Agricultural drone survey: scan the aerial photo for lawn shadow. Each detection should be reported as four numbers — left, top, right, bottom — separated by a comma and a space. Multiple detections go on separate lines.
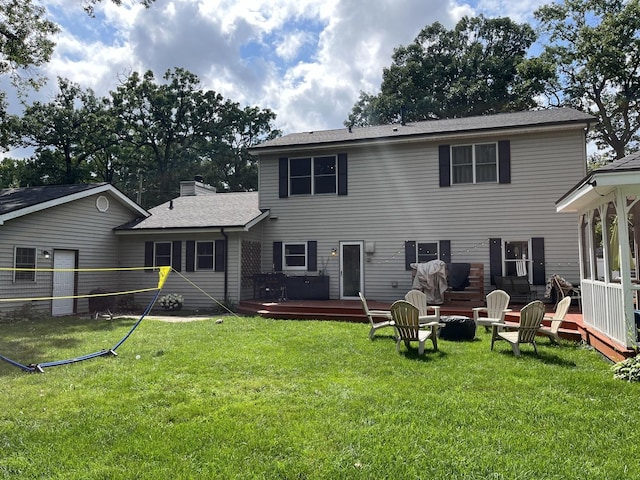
0, 316, 137, 375
490, 345, 577, 367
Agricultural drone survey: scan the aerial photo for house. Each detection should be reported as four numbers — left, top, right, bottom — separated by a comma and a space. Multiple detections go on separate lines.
114, 180, 268, 310
0, 183, 147, 316
557, 151, 640, 360
1, 107, 597, 321
249, 107, 595, 303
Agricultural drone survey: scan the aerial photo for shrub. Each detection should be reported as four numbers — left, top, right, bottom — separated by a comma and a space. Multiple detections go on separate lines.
612, 355, 640, 382
158, 293, 184, 311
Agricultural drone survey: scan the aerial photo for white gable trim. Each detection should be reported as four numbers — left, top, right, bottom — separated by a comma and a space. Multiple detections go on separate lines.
0, 184, 148, 225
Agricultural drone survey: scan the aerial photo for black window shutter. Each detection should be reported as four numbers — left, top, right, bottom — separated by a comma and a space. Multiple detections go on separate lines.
405, 240, 416, 270
337, 153, 348, 195
531, 237, 545, 285
215, 239, 226, 272
489, 238, 502, 285
308, 241, 317, 271
186, 241, 195, 272
144, 241, 154, 270
273, 242, 283, 271
439, 145, 451, 187
439, 240, 451, 263
172, 241, 182, 272
279, 157, 288, 198
498, 140, 511, 184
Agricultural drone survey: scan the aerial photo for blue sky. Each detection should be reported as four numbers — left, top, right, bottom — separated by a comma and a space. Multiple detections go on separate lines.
16, 0, 551, 136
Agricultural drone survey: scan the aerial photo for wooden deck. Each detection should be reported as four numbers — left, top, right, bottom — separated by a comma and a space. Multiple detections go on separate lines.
238, 298, 585, 341
238, 297, 640, 361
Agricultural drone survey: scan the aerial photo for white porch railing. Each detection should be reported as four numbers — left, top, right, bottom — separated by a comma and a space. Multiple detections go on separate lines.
582, 280, 636, 347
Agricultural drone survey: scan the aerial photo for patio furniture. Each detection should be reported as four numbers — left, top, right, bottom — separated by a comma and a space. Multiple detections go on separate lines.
538, 296, 571, 344
359, 292, 393, 340
494, 276, 535, 304
472, 289, 511, 333
390, 300, 440, 354
252, 273, 287, 300
491, 300, 546, 357
404, 289, 440, 325
438, 315, 476, 341
552, 274, 581, 311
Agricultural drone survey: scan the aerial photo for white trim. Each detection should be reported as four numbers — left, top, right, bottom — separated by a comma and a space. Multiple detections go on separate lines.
0, 184, 148, 225
282, 242, 307, 271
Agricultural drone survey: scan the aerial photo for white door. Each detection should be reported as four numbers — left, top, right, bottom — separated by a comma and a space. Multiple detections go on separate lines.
340, 241, 364, 300
52, 250, 76, 316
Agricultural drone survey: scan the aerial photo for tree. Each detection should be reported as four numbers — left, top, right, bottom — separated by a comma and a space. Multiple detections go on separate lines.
346, 15, 554, 126
0, 1, 58, 88
0, 0, 155, 151
111, 68, 279, 206
82, 0, 155, 16
535, 0, 640, 160
15, 77, 113, 184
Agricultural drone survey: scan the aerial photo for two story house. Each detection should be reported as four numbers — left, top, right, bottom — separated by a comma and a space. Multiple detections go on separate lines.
249, 108, 595, 303
0, 108, 595, 317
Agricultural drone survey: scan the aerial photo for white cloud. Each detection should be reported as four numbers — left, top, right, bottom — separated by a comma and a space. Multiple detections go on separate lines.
8, 0, 551, 139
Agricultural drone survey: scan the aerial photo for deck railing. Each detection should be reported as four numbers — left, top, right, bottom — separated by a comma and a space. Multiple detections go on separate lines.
581, 280, 635, 347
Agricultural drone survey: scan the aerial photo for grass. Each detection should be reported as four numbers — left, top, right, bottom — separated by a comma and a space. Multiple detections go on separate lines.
1, 313, 639, 479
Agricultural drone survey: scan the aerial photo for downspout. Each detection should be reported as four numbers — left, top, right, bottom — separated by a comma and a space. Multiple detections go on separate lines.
221, 227, 229, 301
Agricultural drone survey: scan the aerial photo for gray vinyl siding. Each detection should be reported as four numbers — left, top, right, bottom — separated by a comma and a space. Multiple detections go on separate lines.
258, 128, 586, 302
118, 231, 243, 310
0, 192, 138, 314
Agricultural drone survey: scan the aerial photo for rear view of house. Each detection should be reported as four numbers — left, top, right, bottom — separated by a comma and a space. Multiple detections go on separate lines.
250, 108, 595, 302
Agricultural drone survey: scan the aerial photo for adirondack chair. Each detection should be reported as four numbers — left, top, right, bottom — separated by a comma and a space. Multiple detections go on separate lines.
390, 300, 440, 355
404, 290, 440, 325
538, 296, 571, 344
472, 289, 511, 332
491, 300, 546, 357
359, 292, 393, 340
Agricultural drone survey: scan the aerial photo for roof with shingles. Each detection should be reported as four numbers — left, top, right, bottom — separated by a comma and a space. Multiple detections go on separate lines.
0, 183, 107, 215
251, 107, 595, 152
0, 183, 147, 224
116, 191, 264, 230
593, 150, 640, 173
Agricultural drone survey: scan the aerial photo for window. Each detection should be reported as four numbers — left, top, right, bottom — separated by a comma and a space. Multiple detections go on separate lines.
451, 143, 497, 184
289, 156, 336, 195
14, 247, 36, 281
154, 242, 172, 267
284, 243, 307, 270
503, 240, 530, 278
417, 242, 438, 263
196, 241, 214, 270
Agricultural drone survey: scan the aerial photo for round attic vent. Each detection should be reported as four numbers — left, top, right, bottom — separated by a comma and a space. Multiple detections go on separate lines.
96, 195, 110, 212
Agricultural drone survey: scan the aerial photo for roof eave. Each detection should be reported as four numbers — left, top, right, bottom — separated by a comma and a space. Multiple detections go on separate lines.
556, 169, 640, 213
114, 212, 268, 235
0, 184, 148, 224
250, 120, 593, 156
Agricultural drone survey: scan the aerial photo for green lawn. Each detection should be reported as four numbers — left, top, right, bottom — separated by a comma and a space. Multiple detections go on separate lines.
1, 314, 638, 479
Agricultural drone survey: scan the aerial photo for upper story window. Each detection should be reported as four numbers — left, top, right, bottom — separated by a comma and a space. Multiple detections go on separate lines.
451, 143, 498, 184
284, 242, 307, 270
290, 156, 336, 195
14, 247, 36, 282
